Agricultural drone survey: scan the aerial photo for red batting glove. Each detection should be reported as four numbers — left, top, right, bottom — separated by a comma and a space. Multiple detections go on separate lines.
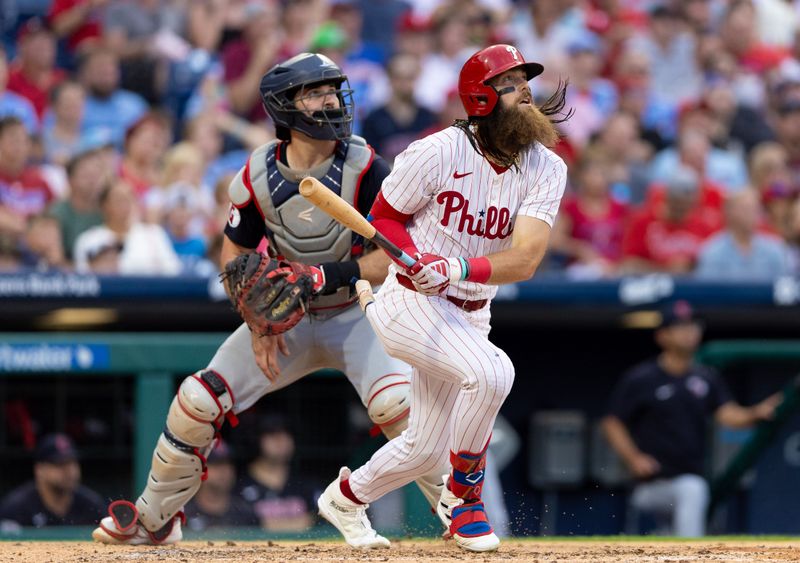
406, 253, 450, 295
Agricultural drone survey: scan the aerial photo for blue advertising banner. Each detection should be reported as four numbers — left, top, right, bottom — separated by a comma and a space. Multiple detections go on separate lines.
0, 343, 111, 372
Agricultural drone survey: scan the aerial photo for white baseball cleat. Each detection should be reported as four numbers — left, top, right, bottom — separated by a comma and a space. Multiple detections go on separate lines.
318, 467, 390, 549
92, 500, 183, 545
437, 475, 500, 552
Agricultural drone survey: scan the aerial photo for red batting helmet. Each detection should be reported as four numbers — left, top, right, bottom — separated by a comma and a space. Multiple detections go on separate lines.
458, 44, 544, 117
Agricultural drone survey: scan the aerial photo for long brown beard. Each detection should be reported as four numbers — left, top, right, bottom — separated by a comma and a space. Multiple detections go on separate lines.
472, 103, 560, 168
482, 102, 560, 154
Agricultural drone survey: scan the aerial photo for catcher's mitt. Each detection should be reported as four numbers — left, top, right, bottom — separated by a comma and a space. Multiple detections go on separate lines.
221, 253, 317, 336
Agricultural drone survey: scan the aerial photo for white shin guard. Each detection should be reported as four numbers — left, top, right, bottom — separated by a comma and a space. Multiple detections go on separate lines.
136, 370, 236, 532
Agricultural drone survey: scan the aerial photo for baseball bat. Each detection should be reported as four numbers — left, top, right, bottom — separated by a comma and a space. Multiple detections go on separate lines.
299, 177, 416, 268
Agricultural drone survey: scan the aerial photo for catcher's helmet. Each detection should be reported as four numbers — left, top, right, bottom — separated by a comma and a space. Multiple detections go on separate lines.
260, 53, 354, 141
458, 44, 544, 118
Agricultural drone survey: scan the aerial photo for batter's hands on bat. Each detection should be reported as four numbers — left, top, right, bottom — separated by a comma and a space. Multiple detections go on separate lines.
251, 329, 290, 382
406, 253, 451, 295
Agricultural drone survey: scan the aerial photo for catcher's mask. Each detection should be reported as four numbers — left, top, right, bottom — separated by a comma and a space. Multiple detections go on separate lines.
458, 44, 544, 118
260, 52, 354, 141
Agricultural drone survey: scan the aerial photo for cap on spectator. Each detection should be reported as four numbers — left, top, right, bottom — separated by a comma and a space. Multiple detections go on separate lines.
567, 31, 602, 56
309, 22, 349, 51
34, 433, 78, 464
258, 413, 290, 436
659, 300, 701, 329
777, 99, 800, 115
665, 166, 700, 197
396, 11, 432, 33
163, 182, 202, 212
17, 17, 51, 43
66, 129, 115, 174
330, 0, 358, 11
207, 440, 234, 465
649, 4, 681, 20
677, 99, 711, 123
75, 129, 115, 157
83, 230, 124, 262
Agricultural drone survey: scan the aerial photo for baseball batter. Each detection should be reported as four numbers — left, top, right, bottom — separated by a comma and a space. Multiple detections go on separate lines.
91, 53, 444, 547
317, 44, 569, 552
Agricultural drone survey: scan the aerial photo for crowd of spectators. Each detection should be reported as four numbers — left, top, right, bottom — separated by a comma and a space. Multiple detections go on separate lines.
0, 0, 798, 281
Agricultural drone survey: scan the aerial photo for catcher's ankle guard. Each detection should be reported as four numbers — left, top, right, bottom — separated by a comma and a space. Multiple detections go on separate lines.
109, 500, 137, 533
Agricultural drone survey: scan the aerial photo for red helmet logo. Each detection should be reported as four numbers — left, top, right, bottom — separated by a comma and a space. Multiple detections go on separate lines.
458, 44, 544, 117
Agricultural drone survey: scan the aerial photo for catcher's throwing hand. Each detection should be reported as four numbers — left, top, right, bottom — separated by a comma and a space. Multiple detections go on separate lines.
250, 330, 290, 382
221, 252, 322, 336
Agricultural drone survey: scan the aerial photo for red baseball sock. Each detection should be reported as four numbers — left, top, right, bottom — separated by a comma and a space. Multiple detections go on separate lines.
339, 478, 365, 505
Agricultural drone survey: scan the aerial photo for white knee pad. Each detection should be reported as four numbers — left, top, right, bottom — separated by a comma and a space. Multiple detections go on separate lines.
367, 374, 410, 440
167, 370, 235, 446
137, 370, 236, 532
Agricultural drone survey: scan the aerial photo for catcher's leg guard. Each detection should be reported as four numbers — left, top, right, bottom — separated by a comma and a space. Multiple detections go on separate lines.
137, 369, 237, 532
367, 374, 445, 510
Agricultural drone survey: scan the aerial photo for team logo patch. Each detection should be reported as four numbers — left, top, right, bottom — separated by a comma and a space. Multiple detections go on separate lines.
686, 375, 709, 398
465, 470, 484, 485
228, 205, 241, 228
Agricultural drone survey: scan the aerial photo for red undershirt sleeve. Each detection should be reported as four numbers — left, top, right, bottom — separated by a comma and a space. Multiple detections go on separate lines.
369, 192, 420, 265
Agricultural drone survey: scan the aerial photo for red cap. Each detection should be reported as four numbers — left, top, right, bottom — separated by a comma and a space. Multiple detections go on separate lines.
17, 17, 51, 43
396, 11, 432, 33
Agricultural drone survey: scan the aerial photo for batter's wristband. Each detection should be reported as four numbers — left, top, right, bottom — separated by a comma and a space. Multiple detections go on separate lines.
465, 257, 492, 284
319, 260, 361, 294
457, 257, 469, 281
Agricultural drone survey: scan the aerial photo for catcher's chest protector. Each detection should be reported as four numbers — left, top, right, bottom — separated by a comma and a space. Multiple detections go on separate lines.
248, 136, 373, 312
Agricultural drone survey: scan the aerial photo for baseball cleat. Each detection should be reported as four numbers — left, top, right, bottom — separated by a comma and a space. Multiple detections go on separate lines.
317, 467, 390, 549
437, 475, 500, 552
92, 500, 183, 545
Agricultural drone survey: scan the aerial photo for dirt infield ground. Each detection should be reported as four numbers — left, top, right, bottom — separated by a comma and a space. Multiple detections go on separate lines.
1, 539, 798, 563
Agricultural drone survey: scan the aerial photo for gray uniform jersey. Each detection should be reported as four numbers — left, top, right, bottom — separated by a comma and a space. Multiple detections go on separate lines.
218, 138, 410, 412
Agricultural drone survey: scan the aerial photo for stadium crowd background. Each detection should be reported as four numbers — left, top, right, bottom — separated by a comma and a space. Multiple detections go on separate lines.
0, 0, 798, 280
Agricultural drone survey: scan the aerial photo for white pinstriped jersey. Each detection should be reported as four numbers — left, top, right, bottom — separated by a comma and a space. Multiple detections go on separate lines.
381, 126, 568, 301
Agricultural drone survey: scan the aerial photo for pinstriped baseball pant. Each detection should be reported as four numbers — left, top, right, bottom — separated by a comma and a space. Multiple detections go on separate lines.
348, 275, 515, 503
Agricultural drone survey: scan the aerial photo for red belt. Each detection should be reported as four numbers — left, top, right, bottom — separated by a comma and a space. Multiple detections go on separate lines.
446, 295, 488, 311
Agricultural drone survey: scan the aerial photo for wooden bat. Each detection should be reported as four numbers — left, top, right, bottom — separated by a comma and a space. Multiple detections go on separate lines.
299, 177, 416, 268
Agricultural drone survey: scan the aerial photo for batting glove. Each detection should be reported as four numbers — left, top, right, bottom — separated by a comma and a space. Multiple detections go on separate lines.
406, 253, 457, 296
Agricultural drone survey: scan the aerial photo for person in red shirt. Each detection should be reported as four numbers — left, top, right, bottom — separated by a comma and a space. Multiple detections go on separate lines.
719, 0, 789, 73
0, 117, 54, 238
622, 165, 719, 273
221, 3, 283, 122
7, 19, 67, 119
48, 0, 107, 55
551, 154, 629, 277
118, 113, 171, 203
647, 128, 726, 233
